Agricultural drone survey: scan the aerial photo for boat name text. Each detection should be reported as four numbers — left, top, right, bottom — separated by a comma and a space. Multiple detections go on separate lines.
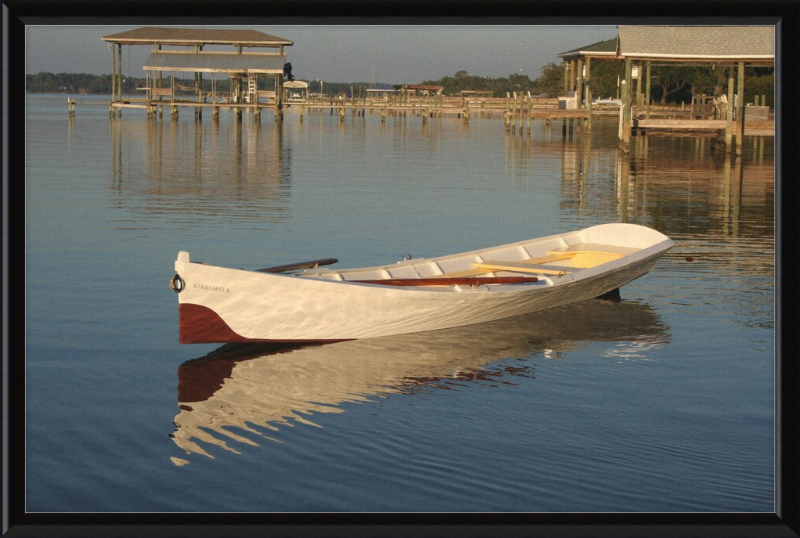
193, 282, 230, 293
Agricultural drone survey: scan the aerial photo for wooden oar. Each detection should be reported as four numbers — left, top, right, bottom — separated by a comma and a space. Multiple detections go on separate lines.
351, 276, 539, 287
256, 258, 339, 273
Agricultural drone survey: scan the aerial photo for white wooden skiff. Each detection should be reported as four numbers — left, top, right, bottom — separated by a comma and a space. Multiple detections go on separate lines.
170, 223, 673, 343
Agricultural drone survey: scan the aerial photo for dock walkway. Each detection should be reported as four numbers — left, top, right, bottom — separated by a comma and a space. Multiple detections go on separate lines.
99, 97, 773, 139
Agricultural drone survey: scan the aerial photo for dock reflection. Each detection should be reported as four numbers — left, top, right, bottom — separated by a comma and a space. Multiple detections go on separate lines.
109, 114, 290, 221
171, 299, 669, 461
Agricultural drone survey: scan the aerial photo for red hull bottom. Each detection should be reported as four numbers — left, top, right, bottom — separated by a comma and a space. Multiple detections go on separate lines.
179, 303, 349, 344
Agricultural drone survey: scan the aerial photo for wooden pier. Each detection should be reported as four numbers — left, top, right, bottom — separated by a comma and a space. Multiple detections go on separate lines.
97, 92, 595, 137
93, 25, 773, 154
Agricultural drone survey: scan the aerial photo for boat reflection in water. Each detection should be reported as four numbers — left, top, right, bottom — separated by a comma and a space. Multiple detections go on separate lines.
171, 298, 669, 461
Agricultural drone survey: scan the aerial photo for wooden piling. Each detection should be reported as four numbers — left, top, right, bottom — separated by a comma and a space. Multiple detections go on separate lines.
585, 57, 593, 133
526, 96, 531, 135
725, 67, 734, 153
620, 58, 633, 152
736, 61, 745, 156
644, 61, 651, 119
635, 62, 643, 109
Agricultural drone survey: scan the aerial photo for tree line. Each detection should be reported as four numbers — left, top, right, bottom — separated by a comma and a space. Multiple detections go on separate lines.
27, 64, 774, 108
422, 64, 773, 108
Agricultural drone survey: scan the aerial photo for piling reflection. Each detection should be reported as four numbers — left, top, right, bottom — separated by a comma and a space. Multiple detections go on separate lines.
613, 136, 773, 239
171, 299, 669, 461
108, 114, 291, 223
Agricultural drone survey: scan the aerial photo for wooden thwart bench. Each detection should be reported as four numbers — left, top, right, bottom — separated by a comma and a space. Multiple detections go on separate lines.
432, 250, 624, 279
475, 260, 575, 276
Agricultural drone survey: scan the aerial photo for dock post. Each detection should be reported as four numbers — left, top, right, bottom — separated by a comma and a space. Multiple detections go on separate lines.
576, 58, 584, 119
526, 96, 531, 136
620, 58, 632, 153
172, 105, 179, 120
511, 94, 517, 133
645, 61, 651, 119
735, 61, 745, 157
585, 57, 593, 133
635, 62, 643, 109
212, 106, 219, 121
725, 66, 734, 153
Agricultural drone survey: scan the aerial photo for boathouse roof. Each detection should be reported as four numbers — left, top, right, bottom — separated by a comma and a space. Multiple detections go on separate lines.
101, 27, 293, 47
557, 38, 617, 60
616, 26, 774, 64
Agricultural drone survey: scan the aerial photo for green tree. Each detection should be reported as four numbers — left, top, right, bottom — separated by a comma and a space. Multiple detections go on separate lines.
587, 61, 623, 100
650, 65, 716, 104
531, 63, 563, 97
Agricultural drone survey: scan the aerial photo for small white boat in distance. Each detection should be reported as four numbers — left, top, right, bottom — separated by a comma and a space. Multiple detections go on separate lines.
170, 223, 673, 343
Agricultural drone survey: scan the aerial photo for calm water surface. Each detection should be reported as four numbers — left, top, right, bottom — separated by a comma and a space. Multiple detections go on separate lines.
25, 94, 774, 513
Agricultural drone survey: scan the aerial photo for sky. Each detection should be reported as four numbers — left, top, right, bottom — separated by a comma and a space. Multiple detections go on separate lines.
25, 25, 617, 84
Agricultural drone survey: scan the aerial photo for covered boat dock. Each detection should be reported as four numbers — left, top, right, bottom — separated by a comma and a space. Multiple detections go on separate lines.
101, 27, 294, 120
559, 26, 774, 154
616, 26, 774, 154
557, 37, 619, 134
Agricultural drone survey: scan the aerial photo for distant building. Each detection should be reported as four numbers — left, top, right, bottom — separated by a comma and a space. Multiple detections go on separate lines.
366, 86, 396, 101
398, 84, 444, 97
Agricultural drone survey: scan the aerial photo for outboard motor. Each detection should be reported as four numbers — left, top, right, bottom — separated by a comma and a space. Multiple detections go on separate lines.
283, 62, 294, 82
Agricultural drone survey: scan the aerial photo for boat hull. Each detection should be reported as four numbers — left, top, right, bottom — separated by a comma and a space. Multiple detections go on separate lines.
172, 223, 673, 343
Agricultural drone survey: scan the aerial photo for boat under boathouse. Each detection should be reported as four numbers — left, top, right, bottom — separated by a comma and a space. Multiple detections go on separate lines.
101, 27, 294, 119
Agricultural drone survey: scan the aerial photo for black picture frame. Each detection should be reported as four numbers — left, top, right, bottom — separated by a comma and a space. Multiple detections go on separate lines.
3, 1, 798, 537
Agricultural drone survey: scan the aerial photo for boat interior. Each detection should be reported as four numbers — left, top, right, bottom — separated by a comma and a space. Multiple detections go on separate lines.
294, 238, 640, 287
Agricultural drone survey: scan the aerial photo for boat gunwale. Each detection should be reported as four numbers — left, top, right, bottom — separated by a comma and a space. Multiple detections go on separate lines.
176, 239, 673, 301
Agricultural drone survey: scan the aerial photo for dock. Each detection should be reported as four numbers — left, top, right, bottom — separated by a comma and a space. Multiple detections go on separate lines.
90, 25, 774, 154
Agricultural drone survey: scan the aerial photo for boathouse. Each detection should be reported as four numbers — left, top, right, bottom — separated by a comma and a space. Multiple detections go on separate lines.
558, 27, 774, 154
556, 38, 618, 131
101, 27, 294, 119
616, 26, 774, 154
